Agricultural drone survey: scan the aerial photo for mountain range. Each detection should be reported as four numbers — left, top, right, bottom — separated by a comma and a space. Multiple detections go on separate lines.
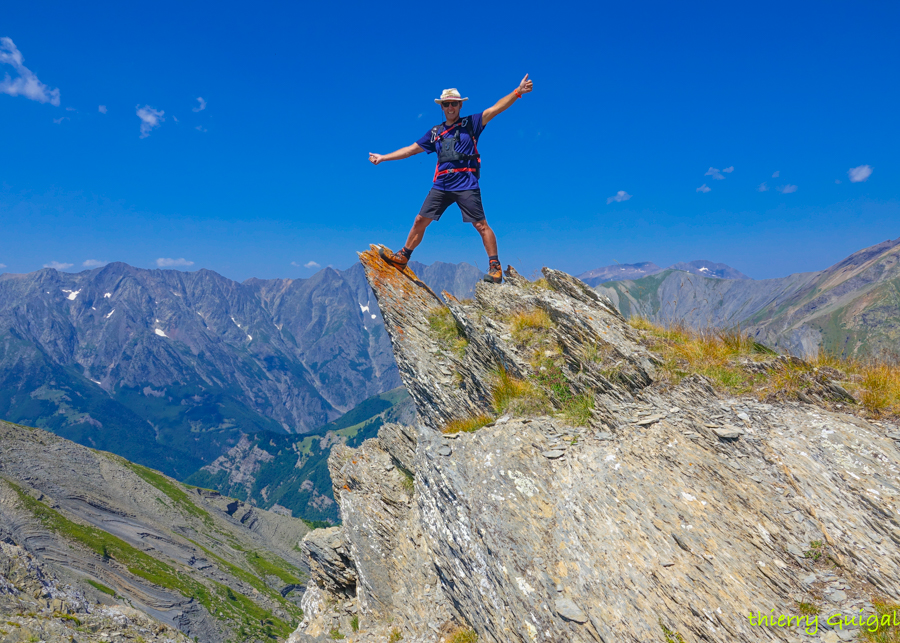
1, 239, 897, 528
578, 259, 749, 286
596, 236, 900, 357
0, 260, 480, 482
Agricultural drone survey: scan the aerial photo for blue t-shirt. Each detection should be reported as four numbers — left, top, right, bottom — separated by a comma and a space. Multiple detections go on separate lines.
416, 113, 485, 192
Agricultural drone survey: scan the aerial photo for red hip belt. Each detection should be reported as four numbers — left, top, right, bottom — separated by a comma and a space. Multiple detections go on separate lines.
434, 166, 476, 181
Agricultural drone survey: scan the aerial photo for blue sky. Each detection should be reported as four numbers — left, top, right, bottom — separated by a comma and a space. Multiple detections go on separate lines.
1, 0, 897, 281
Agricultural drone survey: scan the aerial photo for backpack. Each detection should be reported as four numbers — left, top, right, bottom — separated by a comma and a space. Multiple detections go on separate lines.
430, 117, 481, 181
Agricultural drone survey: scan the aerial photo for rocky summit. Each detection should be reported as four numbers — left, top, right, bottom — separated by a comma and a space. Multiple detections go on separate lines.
290, 246, 900, 642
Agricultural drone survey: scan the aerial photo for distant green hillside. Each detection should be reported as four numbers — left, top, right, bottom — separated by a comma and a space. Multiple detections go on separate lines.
185, 387, 412, 524
595, 237, 900, 358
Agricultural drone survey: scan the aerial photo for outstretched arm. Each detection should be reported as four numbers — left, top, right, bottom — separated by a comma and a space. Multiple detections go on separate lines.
482, 74, 533, 125
369, 143, 425, 165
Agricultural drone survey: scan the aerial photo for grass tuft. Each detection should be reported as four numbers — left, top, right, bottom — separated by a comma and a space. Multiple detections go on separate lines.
492, 366, 551, 416
659, 619, 686, 643
860, 598, 900, 641
388, 628, 404, 642
399, 469, 414, 495
521, 277, 553, 291
509, 308, 553, 346
628, 316, 900, 417
427, 308, 468, 357
442, 414, 494, 434
796, 601, 820, 616
858, 363, 900, 417
561, 393, 595, 427
448, 626, 479, 643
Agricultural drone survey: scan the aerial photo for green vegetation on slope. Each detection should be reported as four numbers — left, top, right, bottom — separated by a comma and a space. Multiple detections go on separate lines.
5, 479, 299, 641
121, 460, 215, 527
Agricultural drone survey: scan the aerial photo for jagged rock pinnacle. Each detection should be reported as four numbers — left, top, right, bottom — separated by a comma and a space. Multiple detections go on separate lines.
291, 253, 900, 643
358, 244, 656, 431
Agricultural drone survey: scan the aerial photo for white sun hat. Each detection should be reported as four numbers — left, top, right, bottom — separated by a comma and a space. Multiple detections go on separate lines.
434, 88, 469, 104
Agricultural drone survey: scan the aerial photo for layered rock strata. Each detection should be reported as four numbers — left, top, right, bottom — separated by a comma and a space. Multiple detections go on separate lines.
0, 419, 309, 643
0, 541, 191, 642
290, 248, 900, 643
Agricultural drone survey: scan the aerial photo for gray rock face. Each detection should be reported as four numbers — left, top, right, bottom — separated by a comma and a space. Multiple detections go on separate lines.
301, 527, 357, 596
291, 252, 900, 643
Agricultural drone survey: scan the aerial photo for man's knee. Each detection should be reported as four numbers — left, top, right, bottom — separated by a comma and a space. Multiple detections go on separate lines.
414, 214, 432, 227
472, 220, 490, 233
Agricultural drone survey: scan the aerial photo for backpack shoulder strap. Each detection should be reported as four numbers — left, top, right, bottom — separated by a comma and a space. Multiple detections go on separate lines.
461, 117, 475, 140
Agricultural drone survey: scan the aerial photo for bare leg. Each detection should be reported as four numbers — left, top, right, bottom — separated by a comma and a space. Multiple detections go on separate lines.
472, 220, 498, 257
403, 215, 433, 250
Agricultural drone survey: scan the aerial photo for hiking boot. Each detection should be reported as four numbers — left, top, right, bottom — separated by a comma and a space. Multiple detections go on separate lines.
379, 246, 409, 268
483, 260, 502, 284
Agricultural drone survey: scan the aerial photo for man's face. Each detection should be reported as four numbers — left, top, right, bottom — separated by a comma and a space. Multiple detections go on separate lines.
441, 100, 461, 118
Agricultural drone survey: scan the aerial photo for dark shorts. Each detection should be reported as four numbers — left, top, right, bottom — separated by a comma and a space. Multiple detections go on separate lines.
418, 188, 486, 223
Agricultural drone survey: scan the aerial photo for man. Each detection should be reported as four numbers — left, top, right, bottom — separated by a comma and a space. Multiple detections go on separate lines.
369, 74, 534, 284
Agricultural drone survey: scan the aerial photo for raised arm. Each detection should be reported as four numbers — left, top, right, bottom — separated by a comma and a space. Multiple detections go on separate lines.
482, 74, 534, 125
369, 143, 425, 165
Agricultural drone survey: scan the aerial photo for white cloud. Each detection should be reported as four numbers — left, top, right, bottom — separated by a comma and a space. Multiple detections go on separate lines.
98, 105, 107, 114
772, 170, 780, 178
192, 97, 207, 112
778, 184, 798, 194
722, 166, 734, 173
304, 261, 321, 269
195, 125, 207, 132
83, 259, 107, 268
848, 165, 873, 183
156, 257, 194, 267
65, 106, 76, 112
52, 116, 68, 124
290, 261, 301, 267
0, 264, 6, 269
172, 115, 179, 123
44, 261, 73, 270
705, 167, 725, 180
696, 184, 711, 193
136, 105, 164, 138
0, 38, 60, 106
835, 179, 842, 184
757, 182, 769, 192
606, 190, 632, 204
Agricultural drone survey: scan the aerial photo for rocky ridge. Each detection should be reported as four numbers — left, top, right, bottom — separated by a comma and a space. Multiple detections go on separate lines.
0, 419, 310, 642
290, 247, 900, 642
597, 236, 900, 358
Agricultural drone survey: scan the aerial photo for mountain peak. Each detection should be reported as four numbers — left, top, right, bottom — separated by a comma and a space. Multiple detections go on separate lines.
577, 261, 662, 286
668, 260, 750, 280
